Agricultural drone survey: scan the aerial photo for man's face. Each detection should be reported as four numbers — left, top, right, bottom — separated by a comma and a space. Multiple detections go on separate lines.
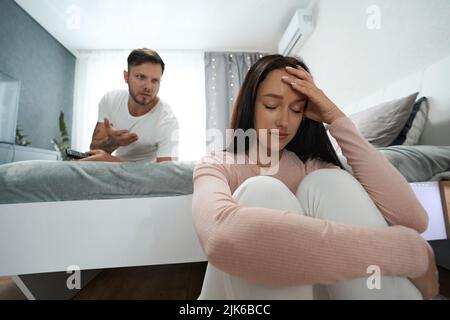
124, 62, 163, 107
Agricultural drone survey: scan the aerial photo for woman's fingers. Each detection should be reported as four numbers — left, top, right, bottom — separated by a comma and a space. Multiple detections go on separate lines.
281, 76, 313, 87
291, 82, 313, 97
285, 66, 313, 82
281, 76, 315, 96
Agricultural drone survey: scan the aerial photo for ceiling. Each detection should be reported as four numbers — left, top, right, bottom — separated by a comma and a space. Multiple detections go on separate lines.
15, 0, 309, 54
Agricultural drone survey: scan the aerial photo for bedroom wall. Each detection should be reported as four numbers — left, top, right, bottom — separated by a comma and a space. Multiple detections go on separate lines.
345, 55, 450, 146
298, 0, 450, 115
0, 0, 76, 150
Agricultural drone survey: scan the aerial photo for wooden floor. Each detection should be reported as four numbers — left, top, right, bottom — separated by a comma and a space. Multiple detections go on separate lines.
437, 266, 450, 298
0, 276, 27, 300
74, 262, 207, 300
1, 264, 449, 300
0, 262, 207, 300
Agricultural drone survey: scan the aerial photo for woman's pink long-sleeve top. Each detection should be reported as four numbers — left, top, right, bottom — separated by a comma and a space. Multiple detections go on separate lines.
192, 117, 429, 286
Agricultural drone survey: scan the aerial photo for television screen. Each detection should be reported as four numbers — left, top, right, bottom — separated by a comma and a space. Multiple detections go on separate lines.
0, 71, 21, 144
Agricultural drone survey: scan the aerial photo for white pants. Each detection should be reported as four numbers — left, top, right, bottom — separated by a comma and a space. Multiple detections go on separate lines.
198, 169, 422, 300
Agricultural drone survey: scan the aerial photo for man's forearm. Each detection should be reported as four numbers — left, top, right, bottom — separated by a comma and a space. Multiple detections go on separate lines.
90, 137, 119, 154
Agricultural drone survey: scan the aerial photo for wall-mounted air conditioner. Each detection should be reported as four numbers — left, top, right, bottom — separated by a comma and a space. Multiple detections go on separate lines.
278, 8, 314, 56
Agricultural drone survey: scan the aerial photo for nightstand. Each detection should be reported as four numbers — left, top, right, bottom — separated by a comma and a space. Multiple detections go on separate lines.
0, 143, 59, 164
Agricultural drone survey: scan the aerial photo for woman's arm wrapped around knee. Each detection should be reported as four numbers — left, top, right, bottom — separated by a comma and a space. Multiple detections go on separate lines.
192, 160, 429, 287
328, 117, 428, 233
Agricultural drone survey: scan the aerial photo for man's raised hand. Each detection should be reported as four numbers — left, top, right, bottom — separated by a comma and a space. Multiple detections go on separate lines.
104, 117, 139, 147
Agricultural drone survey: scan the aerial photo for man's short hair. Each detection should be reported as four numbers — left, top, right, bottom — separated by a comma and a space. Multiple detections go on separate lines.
127, 48, 165, 74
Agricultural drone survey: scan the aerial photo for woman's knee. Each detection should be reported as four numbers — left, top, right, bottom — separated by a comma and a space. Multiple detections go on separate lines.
296, 169, 387, 226
233, 176, 303, 213
298, 169, 355, 192
296, 169, 365, 202
236, 176, 288, 194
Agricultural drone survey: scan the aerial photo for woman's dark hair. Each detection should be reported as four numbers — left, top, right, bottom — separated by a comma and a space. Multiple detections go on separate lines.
229, 54, 343, 168
127, 48, 165, 74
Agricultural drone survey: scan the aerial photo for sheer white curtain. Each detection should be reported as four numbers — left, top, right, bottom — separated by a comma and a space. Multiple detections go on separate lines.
72, 51, 128, 154
72, 50, 206, 161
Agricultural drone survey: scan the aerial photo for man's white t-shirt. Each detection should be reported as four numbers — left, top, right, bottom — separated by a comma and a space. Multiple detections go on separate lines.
98, 90, 179, 163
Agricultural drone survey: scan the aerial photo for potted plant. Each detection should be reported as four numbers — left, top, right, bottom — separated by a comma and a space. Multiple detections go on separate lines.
51, 111, 71, 161
15, 124, 31, 146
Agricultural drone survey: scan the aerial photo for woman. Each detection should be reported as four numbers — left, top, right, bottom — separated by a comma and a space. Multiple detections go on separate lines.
192, 55, 438, 299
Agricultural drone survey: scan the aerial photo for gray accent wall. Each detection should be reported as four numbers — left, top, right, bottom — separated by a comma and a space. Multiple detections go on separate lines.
0, 0, 75, 150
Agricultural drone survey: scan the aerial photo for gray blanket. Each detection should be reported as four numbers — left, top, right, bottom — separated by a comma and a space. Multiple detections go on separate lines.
0, 160, 196, 204
0, 145, 449, 204
376, 145, 450, 182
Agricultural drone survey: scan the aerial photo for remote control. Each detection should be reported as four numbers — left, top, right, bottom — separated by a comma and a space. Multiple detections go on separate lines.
65, 149, 91, 159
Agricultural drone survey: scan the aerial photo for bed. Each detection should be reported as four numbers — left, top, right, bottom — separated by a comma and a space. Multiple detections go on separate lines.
0, 161, 206, 299
1, 150, 449, 300
1, 55, 450, 299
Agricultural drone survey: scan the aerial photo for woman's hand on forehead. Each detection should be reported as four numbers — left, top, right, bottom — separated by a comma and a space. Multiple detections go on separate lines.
281, 66, 346, 124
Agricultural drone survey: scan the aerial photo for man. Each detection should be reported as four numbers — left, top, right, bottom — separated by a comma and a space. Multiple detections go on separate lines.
83, 48, 178, 163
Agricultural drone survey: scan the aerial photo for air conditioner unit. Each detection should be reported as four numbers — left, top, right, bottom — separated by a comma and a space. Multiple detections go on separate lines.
278, 9, 314, 56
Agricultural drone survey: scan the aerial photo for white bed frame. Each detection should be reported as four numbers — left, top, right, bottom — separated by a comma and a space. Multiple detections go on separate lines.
0, 195, 206, 299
